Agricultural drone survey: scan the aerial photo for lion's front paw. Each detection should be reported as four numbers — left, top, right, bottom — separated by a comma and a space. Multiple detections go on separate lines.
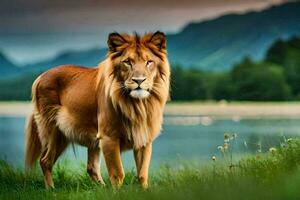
110, 174, 124, 189
97, 178, 106, 186
139, 177, 148, 189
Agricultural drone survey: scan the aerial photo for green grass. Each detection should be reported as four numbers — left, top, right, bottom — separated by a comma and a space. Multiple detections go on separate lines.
1, 139, 300, 200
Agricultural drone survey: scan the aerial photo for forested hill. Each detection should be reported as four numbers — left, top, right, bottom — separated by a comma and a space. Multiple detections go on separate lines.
1, 1, 300, 79
0, 53, 20, 77
167, 1, 300, 71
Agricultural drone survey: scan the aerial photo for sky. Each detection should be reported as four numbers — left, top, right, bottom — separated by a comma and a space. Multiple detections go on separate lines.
0, 0, 287, 65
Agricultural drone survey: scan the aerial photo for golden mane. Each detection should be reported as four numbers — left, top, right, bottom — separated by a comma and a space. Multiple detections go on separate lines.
107, 62, 169, 148
97, 32, 170, 149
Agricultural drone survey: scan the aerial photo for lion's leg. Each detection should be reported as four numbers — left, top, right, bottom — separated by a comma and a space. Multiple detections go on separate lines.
87, 147, 105, 185
133, 142, 152, 188
53, 132, 69, 163
40, 128, 68, 189
101, 136, 124, 188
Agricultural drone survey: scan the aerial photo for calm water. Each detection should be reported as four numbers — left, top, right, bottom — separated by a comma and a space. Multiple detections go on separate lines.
1, 116, 300, 169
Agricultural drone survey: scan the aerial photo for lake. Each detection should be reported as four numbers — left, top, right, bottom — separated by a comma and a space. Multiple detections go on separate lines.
1, 116, 300, 169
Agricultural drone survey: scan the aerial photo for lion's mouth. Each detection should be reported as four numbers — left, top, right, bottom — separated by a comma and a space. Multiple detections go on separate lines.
130, 88, 150, 99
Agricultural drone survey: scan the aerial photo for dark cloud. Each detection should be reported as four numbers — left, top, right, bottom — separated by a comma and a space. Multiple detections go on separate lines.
1, 0, 286, 14
1, 0, 287, 33
0, 0, 288, 64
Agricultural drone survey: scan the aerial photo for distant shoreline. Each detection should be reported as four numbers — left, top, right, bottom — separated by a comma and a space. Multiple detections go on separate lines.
1, 101, 300, 119
165, 101, 300, 119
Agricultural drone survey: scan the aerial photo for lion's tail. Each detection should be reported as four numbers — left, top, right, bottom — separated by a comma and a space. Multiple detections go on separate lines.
25, 76, 42, 169
25, 115, 41, 168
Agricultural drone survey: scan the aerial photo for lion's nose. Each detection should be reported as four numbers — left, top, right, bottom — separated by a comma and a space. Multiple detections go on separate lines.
132, 77, 146, 86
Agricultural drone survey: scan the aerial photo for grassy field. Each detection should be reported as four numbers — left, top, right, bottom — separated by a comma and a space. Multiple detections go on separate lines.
1, 138, 300, 200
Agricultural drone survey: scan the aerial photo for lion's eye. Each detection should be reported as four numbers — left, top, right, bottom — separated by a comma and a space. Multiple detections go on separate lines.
146, 60, 154, 68
122, 60, 131, 66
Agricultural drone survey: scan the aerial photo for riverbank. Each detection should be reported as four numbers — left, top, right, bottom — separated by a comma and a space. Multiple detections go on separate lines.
1, 101, 300, 119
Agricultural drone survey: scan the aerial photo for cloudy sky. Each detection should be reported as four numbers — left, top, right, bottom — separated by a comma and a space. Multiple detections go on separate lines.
0, 0, 287, 65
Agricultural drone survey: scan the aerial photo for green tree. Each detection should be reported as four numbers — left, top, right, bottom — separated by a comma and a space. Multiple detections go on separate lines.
171, 66, 207, 100
266, 36, 300, 97
266, 37, 300, 67
0, 73, 37, 100
283, 49, 300, 96
231, 58, 291, 101
212, 73, 235, 100
265, 39, 289, 66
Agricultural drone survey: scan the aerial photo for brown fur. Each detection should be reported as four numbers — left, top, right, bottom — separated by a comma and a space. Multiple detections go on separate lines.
25, 32, 170, 189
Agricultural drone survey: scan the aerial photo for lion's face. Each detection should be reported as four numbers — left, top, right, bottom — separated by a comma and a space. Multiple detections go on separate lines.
107, 32, 168, 99
118, 47, 160, 99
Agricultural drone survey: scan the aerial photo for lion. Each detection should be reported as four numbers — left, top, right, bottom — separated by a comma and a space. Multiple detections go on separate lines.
25, 31, 170, 189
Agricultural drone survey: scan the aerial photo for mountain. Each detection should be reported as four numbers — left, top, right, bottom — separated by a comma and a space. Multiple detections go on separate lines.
1, 1, 300, 79
167, 1, 300, 71
0, 52, 21, 78
22, 48, 107, 74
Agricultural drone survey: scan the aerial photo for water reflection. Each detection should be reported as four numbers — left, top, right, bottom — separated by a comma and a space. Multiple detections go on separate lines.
164, 116, 213, 126
0, 116, 300, 169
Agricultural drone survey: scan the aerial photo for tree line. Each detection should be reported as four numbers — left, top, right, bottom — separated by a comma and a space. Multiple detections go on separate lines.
0, 36, 300, 101
172, 36, 300, 101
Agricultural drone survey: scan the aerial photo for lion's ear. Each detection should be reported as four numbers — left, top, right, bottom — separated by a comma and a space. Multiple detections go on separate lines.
149, 31, 166, 51
107, 32, 127, 53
